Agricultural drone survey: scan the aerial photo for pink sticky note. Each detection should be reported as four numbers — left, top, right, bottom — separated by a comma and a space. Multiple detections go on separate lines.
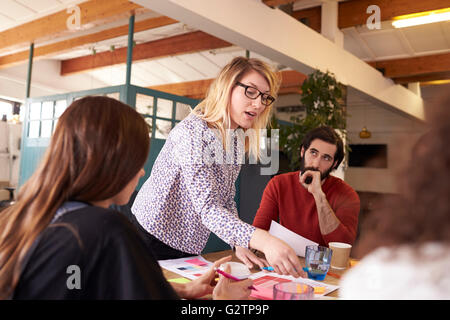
251, 287, 273, 300
185, 258, 208, 266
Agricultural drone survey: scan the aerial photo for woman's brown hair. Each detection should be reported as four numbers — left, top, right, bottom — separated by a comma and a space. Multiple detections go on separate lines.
0, 96, 150, 298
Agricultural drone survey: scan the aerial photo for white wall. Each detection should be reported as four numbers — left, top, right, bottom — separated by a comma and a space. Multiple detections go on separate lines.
0, 59, 108, 101
273, 93, 305, 123
345, 90, 428, 194
0, 122, 9, 182
8, 123, 22, 188
0, 122, 22, 189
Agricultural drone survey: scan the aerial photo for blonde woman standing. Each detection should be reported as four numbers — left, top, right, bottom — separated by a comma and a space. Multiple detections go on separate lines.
132, 57, 303, 277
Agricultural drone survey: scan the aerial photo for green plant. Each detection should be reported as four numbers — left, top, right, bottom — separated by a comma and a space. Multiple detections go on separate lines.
276, 70, 348, 171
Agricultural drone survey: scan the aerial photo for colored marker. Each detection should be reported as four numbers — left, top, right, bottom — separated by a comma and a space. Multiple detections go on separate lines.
215, 268, 257, 291
262, 266, 274, 271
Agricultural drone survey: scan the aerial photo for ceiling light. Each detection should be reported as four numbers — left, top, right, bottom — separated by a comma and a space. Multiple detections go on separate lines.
392, 8, 450, 28
420, 79, 450, 86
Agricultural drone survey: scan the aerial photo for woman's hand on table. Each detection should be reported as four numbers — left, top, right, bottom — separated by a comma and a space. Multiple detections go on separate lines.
234, 246, 269, 270
250, 229, 305, 278
177, 255, 252, 300
179, 255, 232, 299
264, 236, 305, 277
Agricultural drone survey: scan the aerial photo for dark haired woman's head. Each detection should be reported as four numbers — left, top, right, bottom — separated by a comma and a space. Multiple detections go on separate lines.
0, 96, 150, 298
299, 126, 344, 180
44, 96, 150, 203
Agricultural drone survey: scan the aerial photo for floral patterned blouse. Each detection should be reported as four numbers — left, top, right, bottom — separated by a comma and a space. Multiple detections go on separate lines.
131, 113, 256, 254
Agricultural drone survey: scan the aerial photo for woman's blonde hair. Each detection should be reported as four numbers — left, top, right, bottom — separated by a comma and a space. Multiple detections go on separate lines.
193, 56, 281, 160
0, 96, 150, 299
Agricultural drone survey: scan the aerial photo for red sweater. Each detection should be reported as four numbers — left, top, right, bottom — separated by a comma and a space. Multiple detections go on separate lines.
253, 171, 360, 246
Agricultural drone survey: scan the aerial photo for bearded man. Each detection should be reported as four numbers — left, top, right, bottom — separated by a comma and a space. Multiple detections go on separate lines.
235, 126, 360, 269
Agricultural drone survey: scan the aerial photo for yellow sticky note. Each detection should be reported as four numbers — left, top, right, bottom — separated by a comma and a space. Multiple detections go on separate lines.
296, 284, 310, 293
313, 287, 325, 294
168, 277, 191, 284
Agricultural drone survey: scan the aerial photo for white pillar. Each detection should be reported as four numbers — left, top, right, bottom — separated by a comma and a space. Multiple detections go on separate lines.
321, 0, 344, 47
408, 82, 421, 98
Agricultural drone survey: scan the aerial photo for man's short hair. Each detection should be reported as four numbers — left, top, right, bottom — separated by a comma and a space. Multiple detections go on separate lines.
300, 126, 344, 170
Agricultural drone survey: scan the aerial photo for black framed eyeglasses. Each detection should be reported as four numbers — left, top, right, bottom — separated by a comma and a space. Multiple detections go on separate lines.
236, 82, 275, 106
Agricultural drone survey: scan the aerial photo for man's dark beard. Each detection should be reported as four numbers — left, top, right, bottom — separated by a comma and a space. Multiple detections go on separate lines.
299, 157, 333, 181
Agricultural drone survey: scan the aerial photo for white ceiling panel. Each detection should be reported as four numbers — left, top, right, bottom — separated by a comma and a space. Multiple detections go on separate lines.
0, 0, 35, 21
401, 23, 450, 53
360, 30, 409, 58
16, 0, 60, 13
49, 48, 92, 60
85, 69, 112, 87
109, 65, 128, 86
58, 0, 84, 3
136, 60, 183, 84
199, 47, 242, 67
0, 13, 15, 30
130, 76, 148, 87
87, 65, 127, 86
127, 64, 152, 86
343, 28, 374, 60
130, 63, 161, 86
0, 0, 87, 32
157, 56, 205, 80
134, 22, 192, 44
132, 61, 167, 86
175, 53, 222, 78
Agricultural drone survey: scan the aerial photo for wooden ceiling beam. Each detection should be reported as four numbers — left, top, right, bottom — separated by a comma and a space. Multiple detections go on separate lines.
338, 0, 450, 29
0, 16, 177, 70
291, 6, 321, 33
393, 71, 450, 85
263, 0, 450, 30
262, 0, 296, 7
60, 31, 232, 75
148, 70, 307, 99
367, 52, 450, 80
0, 0, 143, 51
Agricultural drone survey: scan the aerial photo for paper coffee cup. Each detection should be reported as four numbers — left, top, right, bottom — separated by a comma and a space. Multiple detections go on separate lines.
328, 242, 352, 269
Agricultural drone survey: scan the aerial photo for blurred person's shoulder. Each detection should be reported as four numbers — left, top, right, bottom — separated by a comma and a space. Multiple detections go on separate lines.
339, 243, 450, 299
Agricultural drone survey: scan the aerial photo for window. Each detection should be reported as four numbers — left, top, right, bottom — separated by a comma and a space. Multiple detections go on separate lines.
0, 100, 12, 120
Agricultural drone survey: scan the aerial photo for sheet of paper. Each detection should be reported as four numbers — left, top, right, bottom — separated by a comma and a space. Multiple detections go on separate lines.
249, 271, 339, 300
158, 255, 213, 280
269, 220, 318, 257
